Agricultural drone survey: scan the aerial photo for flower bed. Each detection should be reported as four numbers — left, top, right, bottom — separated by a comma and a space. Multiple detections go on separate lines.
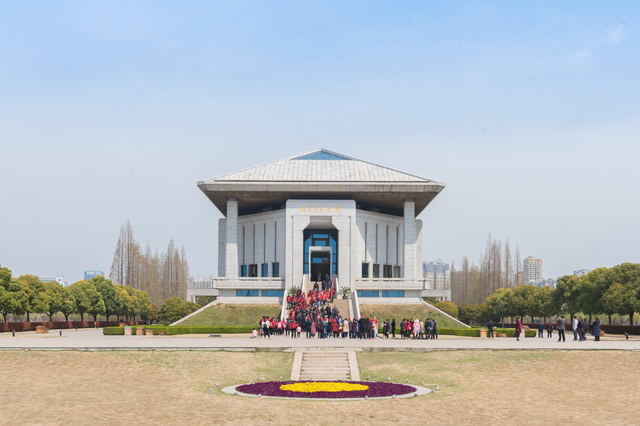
236, 380, 417, 399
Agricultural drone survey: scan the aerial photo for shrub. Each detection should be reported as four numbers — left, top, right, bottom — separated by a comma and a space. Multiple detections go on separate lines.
435, 301, 459, 319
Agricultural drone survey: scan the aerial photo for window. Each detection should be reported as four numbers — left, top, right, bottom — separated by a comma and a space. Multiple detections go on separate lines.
236, 289, 258, 297
383, 265, 393, 278
361, 263, 369, 278
248, 264, 258, 277
382, 290, 404, 298
261, 290, 283, 297
261, 263, 269, 277
272, 262, 280, 277
357, 290, 379, 298
373, 264, 380, 278
394, 266, 401, 278
240, 265, 248, 277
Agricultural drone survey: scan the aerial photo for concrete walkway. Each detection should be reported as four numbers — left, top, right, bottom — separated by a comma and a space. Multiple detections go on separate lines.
1, 329, 639, 351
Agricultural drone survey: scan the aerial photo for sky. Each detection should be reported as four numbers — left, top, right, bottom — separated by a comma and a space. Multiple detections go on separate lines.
1, 1, 639, 283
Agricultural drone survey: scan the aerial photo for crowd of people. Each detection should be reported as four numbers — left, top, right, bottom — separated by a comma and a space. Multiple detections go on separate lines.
484, 315, 603, 342
251, 286, 441, 340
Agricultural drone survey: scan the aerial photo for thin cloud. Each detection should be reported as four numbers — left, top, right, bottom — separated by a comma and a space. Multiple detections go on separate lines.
605, 25, 627, 44
574, 49, 592, 59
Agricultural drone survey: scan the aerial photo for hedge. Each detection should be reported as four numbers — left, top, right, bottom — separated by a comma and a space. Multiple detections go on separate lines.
103, 325, 255, 336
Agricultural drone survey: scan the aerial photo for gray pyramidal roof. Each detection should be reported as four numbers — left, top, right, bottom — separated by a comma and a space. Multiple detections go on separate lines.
198, 149, 445, 216
206, 148, 435, 183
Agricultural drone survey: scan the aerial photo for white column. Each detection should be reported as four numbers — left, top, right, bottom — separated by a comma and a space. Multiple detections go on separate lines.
403, 200, 416, 280
225, 199, 239, 278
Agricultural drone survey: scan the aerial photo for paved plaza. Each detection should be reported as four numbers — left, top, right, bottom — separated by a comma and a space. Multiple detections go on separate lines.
1, 328, 638, 351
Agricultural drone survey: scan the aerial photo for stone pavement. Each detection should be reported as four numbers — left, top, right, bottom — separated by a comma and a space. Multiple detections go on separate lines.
1, 328, 639, 351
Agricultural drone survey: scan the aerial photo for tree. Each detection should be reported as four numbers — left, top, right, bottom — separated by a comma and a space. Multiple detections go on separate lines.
16, 274, 44, 321
37, 281, 64, 321
486, 288, 511, 323
158, 297, 200, 324
0, 266, 26, 323
92, 276, 121, 321
70, 280, 104, 322
552, 275, 581, 319
607, 263, 640, 325
59, 287, 76, 321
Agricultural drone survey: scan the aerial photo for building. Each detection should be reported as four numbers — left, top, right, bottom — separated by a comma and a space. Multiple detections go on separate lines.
41, 276, 68, 287
84, 270, 104, 280
523, 256, 542, 284
542, 278, 557, 288
573, 269, 591, 277
423, 260, 451, 296
188, 149, 448, 305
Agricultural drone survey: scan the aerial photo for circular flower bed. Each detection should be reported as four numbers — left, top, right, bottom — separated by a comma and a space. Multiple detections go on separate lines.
236, 380, 417, 399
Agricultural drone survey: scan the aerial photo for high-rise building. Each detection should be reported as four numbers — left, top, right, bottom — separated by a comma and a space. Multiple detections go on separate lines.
84, 270, 104, 280
523, 256, 542, 283
423, 260, 451, 299
573, 269, 591, 277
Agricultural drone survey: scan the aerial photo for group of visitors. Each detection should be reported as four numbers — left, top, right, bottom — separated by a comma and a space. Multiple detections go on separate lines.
398, 318, 438, 339
485, 315, 603, 342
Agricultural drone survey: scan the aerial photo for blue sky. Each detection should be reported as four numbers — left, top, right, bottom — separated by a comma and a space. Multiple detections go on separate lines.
1, 1, 639, 282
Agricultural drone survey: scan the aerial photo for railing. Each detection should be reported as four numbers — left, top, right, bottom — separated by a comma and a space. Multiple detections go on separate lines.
189, 277, 285, 290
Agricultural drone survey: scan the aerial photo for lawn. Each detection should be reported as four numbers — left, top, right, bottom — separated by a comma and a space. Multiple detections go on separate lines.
1, 350, 637, 425
179, 303, 281, 327
359, 304, 464, 329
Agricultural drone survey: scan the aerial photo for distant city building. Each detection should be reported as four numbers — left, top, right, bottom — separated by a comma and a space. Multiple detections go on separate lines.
542, 278, 557, 288
84, 270, 105, 280
423, 260, 451, 298
573, 269, 591, 277
41, 276, 68, 287
523, 256, 542, 283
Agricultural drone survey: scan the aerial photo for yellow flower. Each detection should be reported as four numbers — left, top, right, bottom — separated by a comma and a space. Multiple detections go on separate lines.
280, 382, 369, 393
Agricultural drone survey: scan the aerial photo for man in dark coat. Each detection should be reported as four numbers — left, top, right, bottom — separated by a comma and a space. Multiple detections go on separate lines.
391, 319, 396, 338
487, 319, 494, 338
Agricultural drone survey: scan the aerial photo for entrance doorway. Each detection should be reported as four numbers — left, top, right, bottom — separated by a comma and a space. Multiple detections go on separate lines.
303, 228, 338, 281
310, 251, 331, 283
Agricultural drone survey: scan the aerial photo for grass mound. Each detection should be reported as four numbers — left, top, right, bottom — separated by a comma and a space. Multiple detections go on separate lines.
359, 304, 466, 329
178, 303, 281, 327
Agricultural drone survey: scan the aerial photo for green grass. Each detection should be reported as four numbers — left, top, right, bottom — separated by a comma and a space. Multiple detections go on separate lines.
178, 303, 281, 327
359, 304, 466, 329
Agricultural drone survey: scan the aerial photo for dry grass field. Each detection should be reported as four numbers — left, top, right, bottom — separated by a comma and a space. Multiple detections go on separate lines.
1, 350, 638, 425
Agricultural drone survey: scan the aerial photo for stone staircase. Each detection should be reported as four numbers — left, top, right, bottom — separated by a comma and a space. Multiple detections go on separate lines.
299, 351, 352, 381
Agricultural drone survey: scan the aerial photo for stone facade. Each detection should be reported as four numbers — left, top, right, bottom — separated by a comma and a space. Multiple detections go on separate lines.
187, 149, 450, 305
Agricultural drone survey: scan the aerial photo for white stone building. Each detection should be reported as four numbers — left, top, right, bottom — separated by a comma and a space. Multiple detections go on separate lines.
188, 149, 448, 305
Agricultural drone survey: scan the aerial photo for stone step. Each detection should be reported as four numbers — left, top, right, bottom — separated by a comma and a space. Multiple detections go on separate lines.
301, 368, 351, 372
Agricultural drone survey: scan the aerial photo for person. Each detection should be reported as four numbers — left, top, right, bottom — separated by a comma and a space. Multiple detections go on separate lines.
579, 317, 587, 341
399, 319, 405, 339
251, 328, 258, 338
391, 319, 396, 338
572, 316, 579, 341
592, 317, 601, 341
432, 319, 438, 339
538, 322, 544, 338
342, 318, 349, 338
557, 315, 566, 342
515, 317, 522, 341
487, 319, 494, 338
413, 318, 420, 339
576, 317, 583, 341
546, 322, 553, 338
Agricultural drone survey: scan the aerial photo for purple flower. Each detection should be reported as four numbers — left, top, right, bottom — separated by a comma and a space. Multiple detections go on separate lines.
236, 381, 417, 399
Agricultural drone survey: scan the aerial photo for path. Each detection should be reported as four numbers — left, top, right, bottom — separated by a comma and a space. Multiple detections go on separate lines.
2, 329, 640, 351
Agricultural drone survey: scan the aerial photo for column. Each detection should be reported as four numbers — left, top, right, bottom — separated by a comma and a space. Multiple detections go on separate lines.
403, 200, 416, 280
225, 199, 239, 278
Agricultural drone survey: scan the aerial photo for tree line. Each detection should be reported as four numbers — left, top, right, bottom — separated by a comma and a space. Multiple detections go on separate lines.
110, 221, 190, 306
451, 234, 525, 305
0, 264, 201, 324
457, 263, 640, 326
